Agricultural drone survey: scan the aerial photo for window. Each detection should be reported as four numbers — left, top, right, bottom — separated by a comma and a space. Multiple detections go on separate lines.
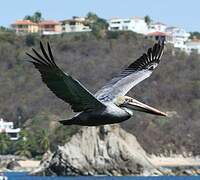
111, 21, 121, 24
111, 27, 119, 30
7, 132, 17, 138
122, 26, 128, 30
124, 20, 130, 23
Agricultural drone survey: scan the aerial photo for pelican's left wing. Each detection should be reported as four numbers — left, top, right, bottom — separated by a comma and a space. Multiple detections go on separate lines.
26, 42, 106, 112
96, 41, 164, 101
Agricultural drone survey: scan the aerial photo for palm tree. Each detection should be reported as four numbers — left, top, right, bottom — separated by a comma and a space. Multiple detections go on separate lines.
0, 133, 10, 154
15, 140, 31, 158
15, 130, 31, 158
38, 129, 50, 153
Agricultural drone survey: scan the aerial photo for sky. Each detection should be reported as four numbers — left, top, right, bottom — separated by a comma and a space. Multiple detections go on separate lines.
0, 0, 199, 32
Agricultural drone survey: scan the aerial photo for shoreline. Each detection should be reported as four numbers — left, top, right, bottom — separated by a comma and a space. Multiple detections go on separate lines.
1, 156, 200, 173
18, 160, 40, 170
0, 160, 40, 172
149, 156, 200, 167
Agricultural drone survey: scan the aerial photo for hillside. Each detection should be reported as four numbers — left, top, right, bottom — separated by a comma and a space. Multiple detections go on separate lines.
0, 30, 199, 155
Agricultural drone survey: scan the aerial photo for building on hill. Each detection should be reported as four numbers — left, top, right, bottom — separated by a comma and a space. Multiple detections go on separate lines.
0, 118, 20, 140
146, 31, 168, 42
108, 17, 148, 34
148, 22, 167, 33
61, 16, 91, 33
11, 20, 39, 34
12, 20, 62, 35
165, 26, 190, 50
39, 20, 62, 35
185, 39, 200, 54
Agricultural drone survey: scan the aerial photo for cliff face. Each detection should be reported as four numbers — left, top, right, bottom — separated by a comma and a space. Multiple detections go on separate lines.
32, 125, 161, 176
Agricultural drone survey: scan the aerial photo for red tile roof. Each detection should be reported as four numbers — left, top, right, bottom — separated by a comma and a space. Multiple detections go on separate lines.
190, 38, 200, 42
39, 20, 60, 25
12, 20, 37, 25
131, 16, 144, 20
147, 31, 167, 36
152, 22, 166, 26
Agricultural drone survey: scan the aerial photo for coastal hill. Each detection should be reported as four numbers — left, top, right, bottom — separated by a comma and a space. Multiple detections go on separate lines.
0, 30, 199, 156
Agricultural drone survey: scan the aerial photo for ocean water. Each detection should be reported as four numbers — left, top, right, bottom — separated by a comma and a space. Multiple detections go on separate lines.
4, 172, 200, 180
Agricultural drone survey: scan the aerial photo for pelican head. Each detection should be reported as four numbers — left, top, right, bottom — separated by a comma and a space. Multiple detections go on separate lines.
116, 96, 167, 116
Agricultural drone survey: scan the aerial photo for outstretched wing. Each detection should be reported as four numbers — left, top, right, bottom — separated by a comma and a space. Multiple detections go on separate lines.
95, 41, 164, 101
26, 42, 106, 112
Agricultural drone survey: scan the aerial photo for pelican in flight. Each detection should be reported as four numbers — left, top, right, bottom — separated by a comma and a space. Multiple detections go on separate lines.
26, 41, 167, 126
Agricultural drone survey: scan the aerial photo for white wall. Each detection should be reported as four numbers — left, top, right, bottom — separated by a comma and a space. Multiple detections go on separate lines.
108, 17, 148, 34
62, 23, 91, 33
166, 27, 189, 50
148, 23, 167, 33
185, 41, 200, 54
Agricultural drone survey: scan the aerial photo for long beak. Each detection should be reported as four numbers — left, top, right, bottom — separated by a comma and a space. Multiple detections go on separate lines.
123, 99, 167, 116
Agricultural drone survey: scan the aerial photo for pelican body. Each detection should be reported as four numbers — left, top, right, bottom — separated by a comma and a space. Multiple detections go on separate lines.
66, 103, 131, 126
27, 41, 167, 126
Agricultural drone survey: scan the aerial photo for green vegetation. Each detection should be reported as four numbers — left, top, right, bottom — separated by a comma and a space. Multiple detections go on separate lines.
24, 11, 43, 23
0, 26, 14, 33
15, 130, 32, 158
189, 31, 200, 39
86, 12, 109, 38
0, 30, 199, 157
38, 130, 50, 153
0, 133, 10, 154
144, 15, 152, 26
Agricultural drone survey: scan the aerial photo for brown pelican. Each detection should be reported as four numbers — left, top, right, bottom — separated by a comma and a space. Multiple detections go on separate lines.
26, 41, 167, 126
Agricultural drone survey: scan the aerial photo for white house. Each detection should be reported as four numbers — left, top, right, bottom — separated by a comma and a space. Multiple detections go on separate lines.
185, 40, 200, 54
165, 26, 190, 50
0, 118, 20, 140
108, 17, 148, 34
148, 22, 167, 33
61, 16, 91, 33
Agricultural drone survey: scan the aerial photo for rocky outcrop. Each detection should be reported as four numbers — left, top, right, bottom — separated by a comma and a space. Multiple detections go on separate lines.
0, 155, 25, 169
32, 125, 162, 176
6, 160, 21, 170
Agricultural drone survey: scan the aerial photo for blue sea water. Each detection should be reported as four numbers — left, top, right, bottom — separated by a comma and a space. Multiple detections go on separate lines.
4, 172, 200, 180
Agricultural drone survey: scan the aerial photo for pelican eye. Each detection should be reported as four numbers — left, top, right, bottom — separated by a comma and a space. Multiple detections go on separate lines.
125, 98, 131, 103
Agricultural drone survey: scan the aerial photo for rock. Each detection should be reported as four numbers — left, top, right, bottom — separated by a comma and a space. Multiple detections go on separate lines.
171, 166, 200, 176
32, 125, 162, 176
0, 155, 26, 169
31, 150, 53, 176
7, 160, 21, 170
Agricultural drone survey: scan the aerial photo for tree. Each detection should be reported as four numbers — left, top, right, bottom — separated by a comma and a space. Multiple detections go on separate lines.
189, 31, 200, 40
86, 12, 108, 38
33, 11, 42, 23
144, 15, 152, 26
15, 130, 31, 158
0, 133, 10, 154
0, 26, 13, 32
86, 12, 98, 22
24, 15, 33, 21
37, 129, 50, 153
24, 11, 42, 23
15, 140, 31, 158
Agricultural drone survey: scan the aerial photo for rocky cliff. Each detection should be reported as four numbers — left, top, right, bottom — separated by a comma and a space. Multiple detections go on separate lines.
32, 125, 161, 176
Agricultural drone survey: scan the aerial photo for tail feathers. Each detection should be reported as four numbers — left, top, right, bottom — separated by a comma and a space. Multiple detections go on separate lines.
59, 119, 74, 125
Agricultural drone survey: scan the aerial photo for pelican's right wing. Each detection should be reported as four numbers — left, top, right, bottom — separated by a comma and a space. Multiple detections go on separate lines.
26, 42, 106, 112
96, 41, 164, 101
